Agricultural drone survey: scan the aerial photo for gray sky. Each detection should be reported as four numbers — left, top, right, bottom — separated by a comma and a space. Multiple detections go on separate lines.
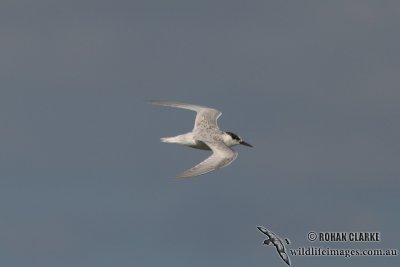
1, 1, 399, 266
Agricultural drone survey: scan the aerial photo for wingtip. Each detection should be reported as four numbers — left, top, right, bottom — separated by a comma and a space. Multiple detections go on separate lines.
174, 173, 191, 179
145, 99, 157, 104
145, 99, 174, 107
174, 170, 204, 179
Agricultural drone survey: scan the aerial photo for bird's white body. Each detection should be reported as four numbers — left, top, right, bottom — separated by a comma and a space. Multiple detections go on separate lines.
161, 132, 239, 150
146, 100, 252, 178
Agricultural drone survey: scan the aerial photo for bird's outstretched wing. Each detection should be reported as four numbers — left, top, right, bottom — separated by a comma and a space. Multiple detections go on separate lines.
257, 226, 274, 239
279, 251, 291, 266
146, 100, 222, 131
175, 142, 238, 179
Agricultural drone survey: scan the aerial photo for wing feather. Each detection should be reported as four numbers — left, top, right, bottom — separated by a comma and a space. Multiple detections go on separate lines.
175, 143, 237, 179
257, 226, 274, 239
146, 100, 222, 130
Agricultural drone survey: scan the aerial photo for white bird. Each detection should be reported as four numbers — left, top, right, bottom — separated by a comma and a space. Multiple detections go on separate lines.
146, 100, 252, 178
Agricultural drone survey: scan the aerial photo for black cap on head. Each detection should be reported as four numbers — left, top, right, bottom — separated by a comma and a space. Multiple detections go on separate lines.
226, 131, 241, 141
226, 131, 253, 147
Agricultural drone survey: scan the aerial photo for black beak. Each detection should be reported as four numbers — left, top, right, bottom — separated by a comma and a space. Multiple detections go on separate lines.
240, 141, 253, 147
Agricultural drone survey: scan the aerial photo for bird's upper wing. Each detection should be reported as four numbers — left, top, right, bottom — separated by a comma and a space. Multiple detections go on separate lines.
146, 100, 222, 131
257, 226, 274, 239
175, 142, 238, 179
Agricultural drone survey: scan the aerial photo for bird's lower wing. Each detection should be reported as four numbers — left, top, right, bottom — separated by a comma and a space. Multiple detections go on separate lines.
279, 252, 291, 266
175, 144, 237, 179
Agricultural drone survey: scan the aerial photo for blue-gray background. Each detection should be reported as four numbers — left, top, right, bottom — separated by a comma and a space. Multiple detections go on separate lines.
1, 1, 399, 266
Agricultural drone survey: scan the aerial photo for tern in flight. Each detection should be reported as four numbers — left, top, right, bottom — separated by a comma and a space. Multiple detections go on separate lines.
146, 100, 252, 178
